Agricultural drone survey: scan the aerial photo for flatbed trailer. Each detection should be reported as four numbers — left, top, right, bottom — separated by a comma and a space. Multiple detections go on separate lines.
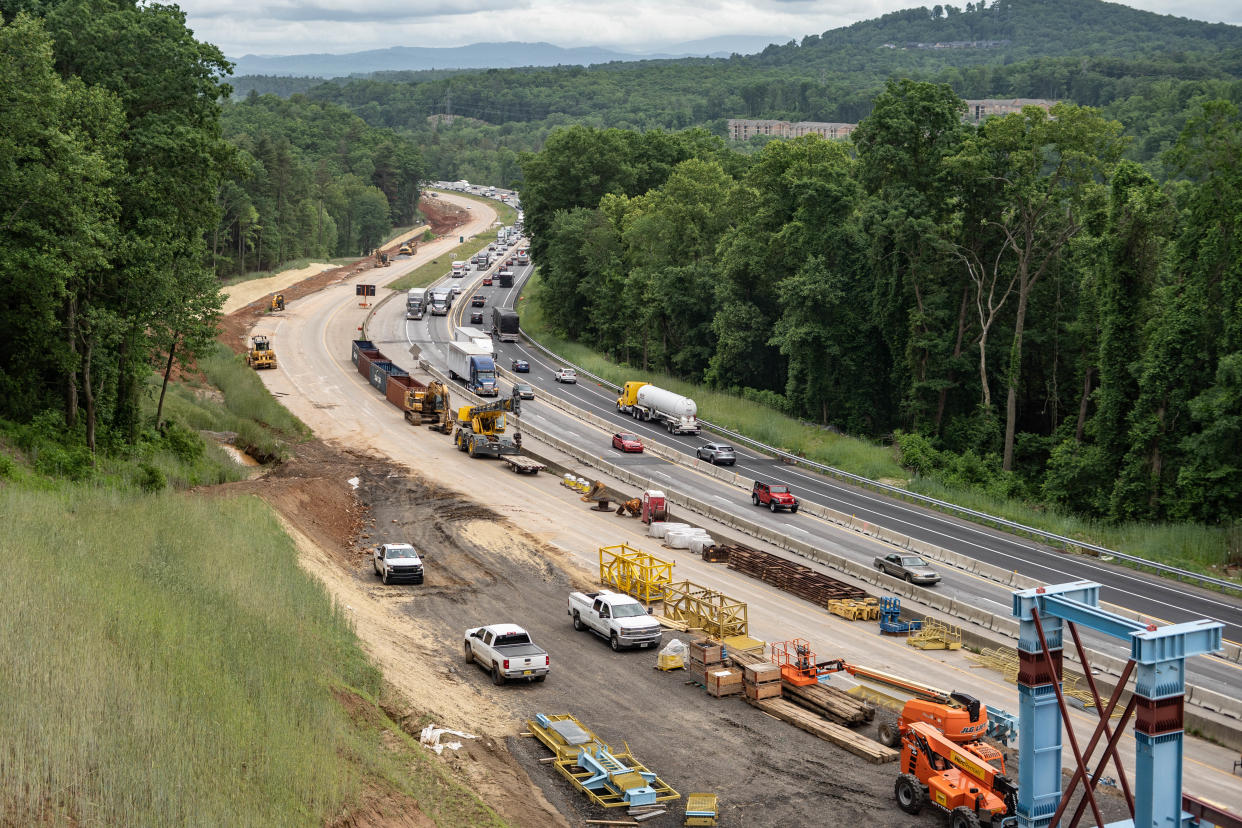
502, 455, 546, 475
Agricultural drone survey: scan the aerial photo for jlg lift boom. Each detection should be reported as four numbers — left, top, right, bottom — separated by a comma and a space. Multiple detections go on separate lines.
896, 721, 1017, 828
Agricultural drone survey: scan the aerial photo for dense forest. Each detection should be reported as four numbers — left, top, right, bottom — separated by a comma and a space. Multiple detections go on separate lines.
232, 0, 1242, 185
0, 2, 230, 454
0, 0, 427, 460
214, 94, 425, 277
520, 87, 1242, 525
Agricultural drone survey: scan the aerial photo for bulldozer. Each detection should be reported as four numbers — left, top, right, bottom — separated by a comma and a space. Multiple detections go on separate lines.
246, 335, 277, 370
269, 293, 285, 312
453, 393, 521, 457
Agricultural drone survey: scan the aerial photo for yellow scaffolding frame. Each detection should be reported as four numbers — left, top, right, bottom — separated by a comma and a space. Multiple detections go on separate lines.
660, 580, 748, 639
599, 543, 674, 604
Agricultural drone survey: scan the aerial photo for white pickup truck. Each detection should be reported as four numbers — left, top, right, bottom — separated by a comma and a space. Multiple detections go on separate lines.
372, 543, 424, 585
463, 623, 549, 685
568, 590, 663, 651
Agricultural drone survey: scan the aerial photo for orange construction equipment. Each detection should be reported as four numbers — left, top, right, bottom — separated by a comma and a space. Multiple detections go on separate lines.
769, 639, 843, 686
895, 721, 1017, 828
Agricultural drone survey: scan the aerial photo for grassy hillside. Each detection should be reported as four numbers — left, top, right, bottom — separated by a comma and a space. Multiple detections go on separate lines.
0, 358, 508, 824
0, 477, 506, 825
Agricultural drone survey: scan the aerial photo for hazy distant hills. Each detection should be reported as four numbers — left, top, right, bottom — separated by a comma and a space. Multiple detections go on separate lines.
757, 0, 1242, 66
230, 36, 789, 78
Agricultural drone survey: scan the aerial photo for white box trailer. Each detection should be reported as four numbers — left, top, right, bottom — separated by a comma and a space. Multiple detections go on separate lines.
454, 326, 493, 356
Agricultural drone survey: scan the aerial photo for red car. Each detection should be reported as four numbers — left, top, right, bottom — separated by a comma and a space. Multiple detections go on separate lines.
612, 433, 644, 453
752, 481, 798, 513
482, 275, 493, 286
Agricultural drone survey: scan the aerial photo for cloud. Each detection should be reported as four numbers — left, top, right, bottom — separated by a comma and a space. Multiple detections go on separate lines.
177, 0, 1241, 59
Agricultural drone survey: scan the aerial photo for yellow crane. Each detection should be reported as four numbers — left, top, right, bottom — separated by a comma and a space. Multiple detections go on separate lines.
453, 393, 521, 458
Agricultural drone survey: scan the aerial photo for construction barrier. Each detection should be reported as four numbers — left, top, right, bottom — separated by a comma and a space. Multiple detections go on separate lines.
599, 543, 674, 604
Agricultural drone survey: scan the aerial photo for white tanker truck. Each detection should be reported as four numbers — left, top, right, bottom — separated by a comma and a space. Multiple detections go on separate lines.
616, 381, 701, 435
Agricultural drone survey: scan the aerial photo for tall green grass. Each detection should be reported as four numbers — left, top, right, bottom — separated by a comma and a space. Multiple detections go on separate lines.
161, 343, 310, 462
517, 274, 1241, 581
0, 482, 508, 826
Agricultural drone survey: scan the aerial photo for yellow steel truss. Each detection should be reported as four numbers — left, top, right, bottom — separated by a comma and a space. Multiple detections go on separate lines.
660, 580, 748, 639
599, 543, 674, 604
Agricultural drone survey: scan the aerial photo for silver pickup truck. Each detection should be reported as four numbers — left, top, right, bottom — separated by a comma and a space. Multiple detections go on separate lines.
463, 624, 549, 685
568, 590, 663, 651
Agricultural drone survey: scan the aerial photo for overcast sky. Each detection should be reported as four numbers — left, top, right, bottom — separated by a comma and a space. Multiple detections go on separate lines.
178, 0, 1242, 58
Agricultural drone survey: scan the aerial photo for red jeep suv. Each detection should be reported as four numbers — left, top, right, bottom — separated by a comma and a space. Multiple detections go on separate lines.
752, 481, 799, 513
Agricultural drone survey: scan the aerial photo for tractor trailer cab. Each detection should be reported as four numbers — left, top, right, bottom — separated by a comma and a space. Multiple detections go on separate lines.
447, 341, 498, 396
406, 287, 428, 320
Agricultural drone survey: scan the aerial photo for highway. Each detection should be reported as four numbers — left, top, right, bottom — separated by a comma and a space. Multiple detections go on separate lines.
248, 188, 1242, 809
364, 202, 1242, 700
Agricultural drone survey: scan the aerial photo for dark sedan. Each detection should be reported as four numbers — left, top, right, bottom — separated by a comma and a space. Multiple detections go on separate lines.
512, 359, 530, 373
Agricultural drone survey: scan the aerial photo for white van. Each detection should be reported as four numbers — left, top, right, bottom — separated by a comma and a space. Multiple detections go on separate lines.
451, 261, 466, 277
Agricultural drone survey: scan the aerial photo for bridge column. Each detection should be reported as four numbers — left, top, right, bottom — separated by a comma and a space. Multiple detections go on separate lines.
1130, 622, 1219, 828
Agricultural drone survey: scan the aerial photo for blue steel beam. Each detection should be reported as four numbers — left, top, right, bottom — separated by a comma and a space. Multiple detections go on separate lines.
1042, 594, 1150, 641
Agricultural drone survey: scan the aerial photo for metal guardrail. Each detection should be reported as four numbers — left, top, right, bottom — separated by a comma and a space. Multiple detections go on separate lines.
512, 297, 1242, 597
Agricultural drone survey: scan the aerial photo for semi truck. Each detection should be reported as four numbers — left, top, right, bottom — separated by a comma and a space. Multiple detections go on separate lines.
406, 287, 427, 320
429, 287, 452, 316
447, 341, 498, 396
492, 308, 520, 342
453, 326, 494, 356
616, 382, 700, 435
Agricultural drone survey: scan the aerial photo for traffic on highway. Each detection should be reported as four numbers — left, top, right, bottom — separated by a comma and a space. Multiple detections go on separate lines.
374, 185, 1242, 696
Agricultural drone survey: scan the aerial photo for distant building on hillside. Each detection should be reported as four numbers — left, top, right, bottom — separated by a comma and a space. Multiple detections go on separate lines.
728, 100, 1057, 143
962, 98, 1058, 122
727, 119, 857, 142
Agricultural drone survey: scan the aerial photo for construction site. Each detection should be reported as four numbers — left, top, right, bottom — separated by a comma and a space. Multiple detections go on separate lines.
217, 189, 1242, 828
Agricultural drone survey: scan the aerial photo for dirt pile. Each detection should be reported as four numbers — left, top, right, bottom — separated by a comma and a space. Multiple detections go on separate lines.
418, 197, 470, 236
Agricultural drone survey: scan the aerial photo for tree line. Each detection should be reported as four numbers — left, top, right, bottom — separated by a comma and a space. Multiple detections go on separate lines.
0, 1, 427, 459
0, 4, 230, 454
520, 83, 1242, 524
215, 93, 425, 277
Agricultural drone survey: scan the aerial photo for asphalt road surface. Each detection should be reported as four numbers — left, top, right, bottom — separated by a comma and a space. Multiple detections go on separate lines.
365, 236, 1242, 700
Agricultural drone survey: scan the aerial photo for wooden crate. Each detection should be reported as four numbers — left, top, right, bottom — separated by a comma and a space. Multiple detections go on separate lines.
689, 640, 723, 665
706, 669, 742, 698
744, 682, 783, 701
742, 663, 781, 686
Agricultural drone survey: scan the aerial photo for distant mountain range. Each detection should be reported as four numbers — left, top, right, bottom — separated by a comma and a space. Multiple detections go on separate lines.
231, 36, 789, 78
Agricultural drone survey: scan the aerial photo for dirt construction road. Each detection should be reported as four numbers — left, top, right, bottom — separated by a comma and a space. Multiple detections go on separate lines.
236, 191, 1236, 825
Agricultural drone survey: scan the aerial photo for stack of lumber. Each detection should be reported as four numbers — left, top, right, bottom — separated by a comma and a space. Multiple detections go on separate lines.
726, 545, 867, 607
782, 680, 875, 727
748, 697, 898, 764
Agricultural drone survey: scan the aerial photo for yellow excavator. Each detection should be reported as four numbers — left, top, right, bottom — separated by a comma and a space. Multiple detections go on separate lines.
403, 380, 452, 429
269, 293, 285, 312
453, 394, 521, 458
246, 335, 277, 370
374, 250, 391, 267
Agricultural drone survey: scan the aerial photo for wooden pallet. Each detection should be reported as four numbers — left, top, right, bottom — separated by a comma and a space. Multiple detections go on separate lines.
726, 545, 867, 607
747, 697, 898, 764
